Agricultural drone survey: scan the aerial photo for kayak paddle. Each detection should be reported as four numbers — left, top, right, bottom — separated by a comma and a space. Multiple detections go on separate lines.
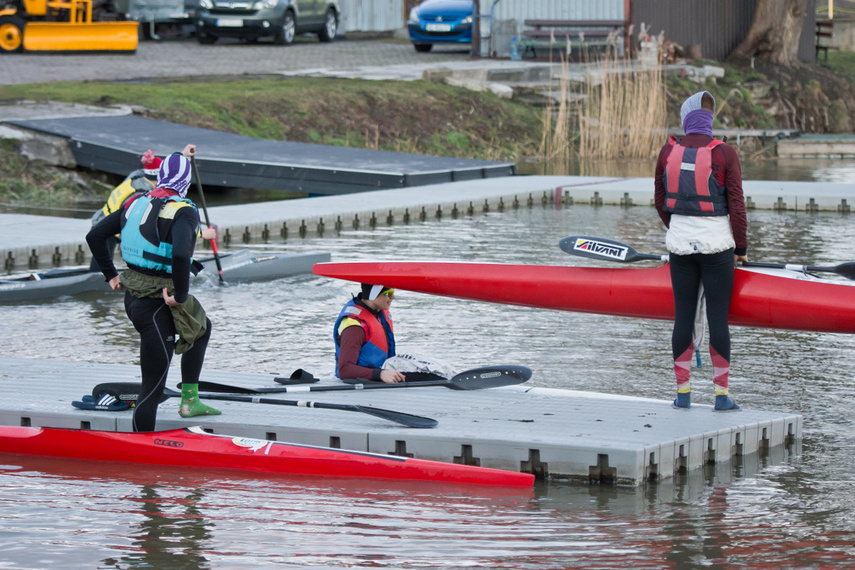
87, 382, 437, 428
560, 235, 855, 281
558, 235, 668, 263
256, 365, 532, 393
190, 154, 224, 285
739, 260, 855, 281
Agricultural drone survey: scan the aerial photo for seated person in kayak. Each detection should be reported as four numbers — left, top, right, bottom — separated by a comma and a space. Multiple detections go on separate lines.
334, 283, 405, 384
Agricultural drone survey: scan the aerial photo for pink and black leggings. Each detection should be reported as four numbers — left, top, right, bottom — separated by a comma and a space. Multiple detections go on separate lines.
669, 248, 734, 395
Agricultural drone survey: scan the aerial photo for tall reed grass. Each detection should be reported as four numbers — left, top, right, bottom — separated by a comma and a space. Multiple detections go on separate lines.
540, 47, 667, 165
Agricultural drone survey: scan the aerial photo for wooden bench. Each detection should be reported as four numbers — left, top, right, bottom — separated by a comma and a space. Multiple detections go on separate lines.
816, 20, 838, 61
519, 19, 626, 60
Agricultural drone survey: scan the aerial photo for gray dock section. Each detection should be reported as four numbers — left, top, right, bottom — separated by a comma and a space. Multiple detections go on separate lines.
0, 357, 800, 486
2, 174, 852, 272
5, 115, 515, 195
777, 134, 855, 157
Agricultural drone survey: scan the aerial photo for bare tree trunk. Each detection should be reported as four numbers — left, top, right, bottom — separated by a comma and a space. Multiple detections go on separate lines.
729, 0, 807, 67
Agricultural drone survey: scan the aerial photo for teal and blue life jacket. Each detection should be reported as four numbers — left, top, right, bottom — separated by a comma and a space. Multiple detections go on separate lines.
120, 194, 197, 273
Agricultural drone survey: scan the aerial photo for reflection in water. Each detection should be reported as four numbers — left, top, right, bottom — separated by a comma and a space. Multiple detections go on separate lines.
104, 486, 214, 569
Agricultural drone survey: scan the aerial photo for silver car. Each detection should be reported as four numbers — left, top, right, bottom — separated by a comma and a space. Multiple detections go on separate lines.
194, 0, 339, 45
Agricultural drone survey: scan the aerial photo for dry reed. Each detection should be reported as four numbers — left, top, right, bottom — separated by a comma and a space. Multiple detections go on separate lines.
539, 45, 667, 166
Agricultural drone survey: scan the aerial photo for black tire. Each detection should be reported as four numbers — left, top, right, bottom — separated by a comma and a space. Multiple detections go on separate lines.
140, 22, 157, 41
0, 15, 25, 54
273, 10, 295, 45
318, 8, 337, 42
196, 29, 217, 44
414, 43, 432, 53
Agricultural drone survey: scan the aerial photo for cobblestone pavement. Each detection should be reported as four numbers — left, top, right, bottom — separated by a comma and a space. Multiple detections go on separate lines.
0, 37, 478, 85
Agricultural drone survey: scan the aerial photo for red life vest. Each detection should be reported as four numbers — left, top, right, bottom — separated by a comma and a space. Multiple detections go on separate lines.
334, 299, 395, 377
663, 136, 728, 216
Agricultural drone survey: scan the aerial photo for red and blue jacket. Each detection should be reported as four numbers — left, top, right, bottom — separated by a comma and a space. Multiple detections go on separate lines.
334, 299, 395, 378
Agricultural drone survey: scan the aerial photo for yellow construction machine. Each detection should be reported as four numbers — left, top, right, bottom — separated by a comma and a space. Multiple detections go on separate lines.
0, 0, 138, 53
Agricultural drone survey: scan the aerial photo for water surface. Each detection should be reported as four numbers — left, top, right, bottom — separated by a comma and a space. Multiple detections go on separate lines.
1, 200, 855, 568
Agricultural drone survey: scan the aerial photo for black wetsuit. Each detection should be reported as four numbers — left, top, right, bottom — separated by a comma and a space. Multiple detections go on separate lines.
86, 198, 211, 432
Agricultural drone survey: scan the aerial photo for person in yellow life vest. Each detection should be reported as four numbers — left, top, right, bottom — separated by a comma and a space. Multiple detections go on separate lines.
88, 150, 161, 271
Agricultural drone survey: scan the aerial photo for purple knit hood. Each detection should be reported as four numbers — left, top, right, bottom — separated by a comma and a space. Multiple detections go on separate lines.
680, 91, 715, 137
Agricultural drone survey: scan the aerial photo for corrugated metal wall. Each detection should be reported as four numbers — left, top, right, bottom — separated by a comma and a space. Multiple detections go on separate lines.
632, 0, 755, 61
338, 0, 404, 33
633, 0, 817, 63
476, 0, 628, 57
479, 0, 627, 21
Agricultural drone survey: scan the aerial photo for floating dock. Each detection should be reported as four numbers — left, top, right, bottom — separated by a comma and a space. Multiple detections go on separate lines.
2, 174, 852, 272
0, 357, 801, 486
776, 134, 855, 157
5, 115, 515, 195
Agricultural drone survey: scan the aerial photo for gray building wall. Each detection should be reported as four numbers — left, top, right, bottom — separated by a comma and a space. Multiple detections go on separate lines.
339, 0, 404, 33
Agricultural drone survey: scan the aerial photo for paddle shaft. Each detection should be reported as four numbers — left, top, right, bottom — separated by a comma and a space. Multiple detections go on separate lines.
228, 379, 454, 393
160, 387, 436, 428
190, 155, 224, 283
561, 235, 855, 281
741, 260, 855, 280
272, 365, 532, 392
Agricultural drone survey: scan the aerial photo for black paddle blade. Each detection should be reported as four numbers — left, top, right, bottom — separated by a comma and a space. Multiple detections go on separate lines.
831, 262, 855, 281
349, 405, 438, 428
559, 235, 665, 263
448, 365, 532, 390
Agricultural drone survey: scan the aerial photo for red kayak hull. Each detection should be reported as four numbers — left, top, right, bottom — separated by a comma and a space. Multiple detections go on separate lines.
313, 261, 855, 334
0, 426, 534, 488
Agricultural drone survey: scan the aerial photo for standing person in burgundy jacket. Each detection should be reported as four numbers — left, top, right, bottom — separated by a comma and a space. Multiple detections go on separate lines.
654, 91, 748, 412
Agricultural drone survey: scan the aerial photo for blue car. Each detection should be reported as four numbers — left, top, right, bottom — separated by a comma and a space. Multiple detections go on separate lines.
407, 0, 474, 52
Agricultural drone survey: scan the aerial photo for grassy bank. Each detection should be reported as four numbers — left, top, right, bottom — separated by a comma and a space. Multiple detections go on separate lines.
0, 76, 545, 206
0, 76, 544, 160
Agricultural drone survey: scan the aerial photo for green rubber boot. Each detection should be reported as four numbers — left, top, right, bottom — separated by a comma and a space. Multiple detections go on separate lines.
179, 384, 222, 418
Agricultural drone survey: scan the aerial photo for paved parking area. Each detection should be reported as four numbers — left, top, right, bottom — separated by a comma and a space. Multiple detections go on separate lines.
0, 37, 476, 86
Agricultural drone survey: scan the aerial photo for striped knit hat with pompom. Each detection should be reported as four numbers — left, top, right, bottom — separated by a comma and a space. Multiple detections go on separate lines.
157, 153, 192, 198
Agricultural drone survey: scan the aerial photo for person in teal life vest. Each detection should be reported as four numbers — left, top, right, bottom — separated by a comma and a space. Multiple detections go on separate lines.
88, 149, 216, 271
86, 144, 221, 432
334, 283, 406, 383
654, 91, 748, 412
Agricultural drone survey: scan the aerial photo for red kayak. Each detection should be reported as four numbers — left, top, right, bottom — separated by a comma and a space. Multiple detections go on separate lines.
313, 261, 855, 334
0, 426, 534, 488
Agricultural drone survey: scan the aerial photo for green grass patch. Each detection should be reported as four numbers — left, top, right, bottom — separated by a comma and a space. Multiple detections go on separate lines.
0, 77, 543, 162
820, 51, 855, 83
